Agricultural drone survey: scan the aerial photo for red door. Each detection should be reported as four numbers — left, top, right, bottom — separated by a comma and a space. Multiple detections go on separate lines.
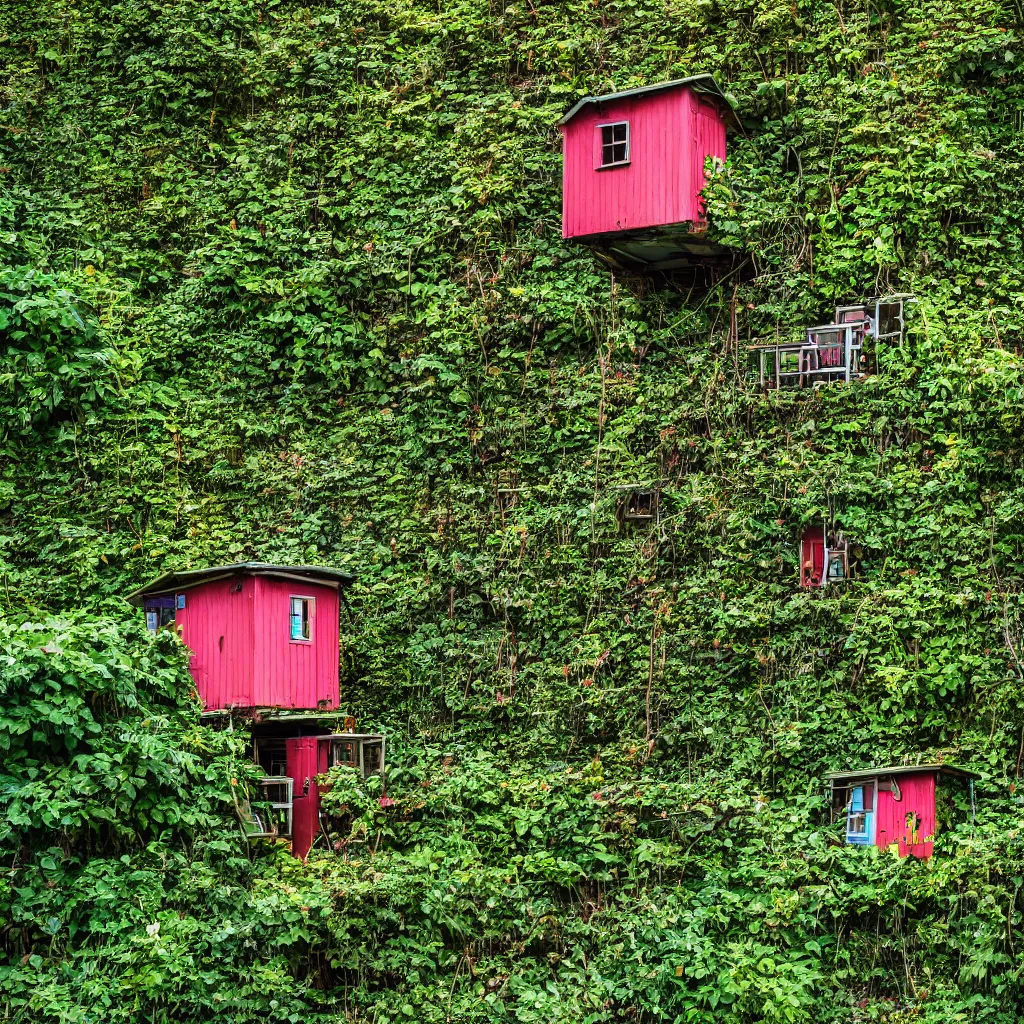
874, 772, 936, 860
285, 737, 323, 860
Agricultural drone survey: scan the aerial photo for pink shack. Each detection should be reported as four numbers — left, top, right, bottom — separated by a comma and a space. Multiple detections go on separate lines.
558, 74, 740, 273
827, 764, 978, 860
128, 561, 348, 711
128, 562, 384, 860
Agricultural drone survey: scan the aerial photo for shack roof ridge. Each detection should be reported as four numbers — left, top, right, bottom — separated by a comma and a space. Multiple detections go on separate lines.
126, 561, 355, 604
557, 74, 738, 127
825, 763, 979, 782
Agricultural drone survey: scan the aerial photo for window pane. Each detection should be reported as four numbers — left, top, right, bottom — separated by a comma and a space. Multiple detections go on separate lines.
330, 741, 356, 767
362, 742, 383, 775
877, 303, 903, 337
847, 789, 865, 835
600, 123, 628, 166
290, 597, 311, 640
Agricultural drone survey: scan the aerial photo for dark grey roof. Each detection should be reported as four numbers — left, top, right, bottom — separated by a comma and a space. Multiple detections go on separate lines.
126, 562, 354, 605
557, 74, 739, 127
825, 764, 979, 783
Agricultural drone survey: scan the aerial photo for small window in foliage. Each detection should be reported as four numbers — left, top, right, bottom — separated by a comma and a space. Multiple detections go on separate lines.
826, 550, 848, 582
326, 735, 385, 778
247, 777, 294, 838
144, 598, 176, 631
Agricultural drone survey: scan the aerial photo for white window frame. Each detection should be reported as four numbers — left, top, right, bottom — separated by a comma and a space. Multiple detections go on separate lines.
597, 121, 630, 168
323, 733, 387, 779
289, 595, 314, 643
247, 776, 294, 838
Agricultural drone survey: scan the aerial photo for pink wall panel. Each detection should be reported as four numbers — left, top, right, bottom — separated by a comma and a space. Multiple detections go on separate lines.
874, 772, 936, 859
173, 573, 340, 711
176, 577, 255, 711
691, 98, 727, 223
253, 578, 340, 710
561, 86, 727, 239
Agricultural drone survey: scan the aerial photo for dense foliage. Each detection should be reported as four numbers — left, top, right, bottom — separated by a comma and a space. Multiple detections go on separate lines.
2, 0, 1024, 1019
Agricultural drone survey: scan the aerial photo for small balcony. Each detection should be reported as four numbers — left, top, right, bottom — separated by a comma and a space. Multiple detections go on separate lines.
749, 294, 911, 391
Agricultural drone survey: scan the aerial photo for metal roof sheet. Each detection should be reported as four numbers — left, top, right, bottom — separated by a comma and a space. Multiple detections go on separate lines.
126, 562, 355, 605
825, 763, 979, 783
557, 74, 739, 127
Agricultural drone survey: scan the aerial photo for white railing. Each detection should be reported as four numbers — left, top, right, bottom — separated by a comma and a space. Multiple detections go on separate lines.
749, 294, 911, 391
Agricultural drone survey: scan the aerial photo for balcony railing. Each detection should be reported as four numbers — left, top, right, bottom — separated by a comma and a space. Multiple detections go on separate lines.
751, 323, 859, 389
748, 294, 911, 391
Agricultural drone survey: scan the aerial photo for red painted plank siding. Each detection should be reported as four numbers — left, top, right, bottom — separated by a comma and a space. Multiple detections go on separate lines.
286, 736, 326, 861
176, 577, 255, 711
875, 772, 936, 859
691, 98, 725, 223
252, 578, 340, 710
174, 574, 340, 711
560, 85, 727, 239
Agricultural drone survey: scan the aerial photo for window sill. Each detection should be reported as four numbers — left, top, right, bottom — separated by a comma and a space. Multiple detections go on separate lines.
289, 638, 314, 645
597, 161, 631, 170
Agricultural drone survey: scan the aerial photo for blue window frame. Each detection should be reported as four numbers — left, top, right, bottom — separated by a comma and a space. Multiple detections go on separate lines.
846, 785, 874, 846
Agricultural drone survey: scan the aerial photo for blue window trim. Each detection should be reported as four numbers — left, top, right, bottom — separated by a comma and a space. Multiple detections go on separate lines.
846, 785, 875, 846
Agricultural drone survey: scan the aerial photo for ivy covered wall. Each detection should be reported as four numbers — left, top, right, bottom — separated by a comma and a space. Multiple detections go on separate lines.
2, 0, 1024, 1020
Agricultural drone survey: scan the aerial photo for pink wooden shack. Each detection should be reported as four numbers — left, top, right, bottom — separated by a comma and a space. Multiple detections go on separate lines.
128, 561, 350, 712
827, 765, 977, 860
128, 562, 385, 860
558, 75, 739, 273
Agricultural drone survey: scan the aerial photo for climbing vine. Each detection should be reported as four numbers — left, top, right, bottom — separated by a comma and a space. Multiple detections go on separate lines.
2, 0, 1024, 1019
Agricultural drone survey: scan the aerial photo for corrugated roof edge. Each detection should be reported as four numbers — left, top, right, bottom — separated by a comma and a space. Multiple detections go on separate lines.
125, 562, 355, 605
556, 74, 740, 128
825, 764, 979, 782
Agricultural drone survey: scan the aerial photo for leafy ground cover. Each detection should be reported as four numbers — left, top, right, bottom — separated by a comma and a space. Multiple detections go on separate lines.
2, 0, 1024, 1019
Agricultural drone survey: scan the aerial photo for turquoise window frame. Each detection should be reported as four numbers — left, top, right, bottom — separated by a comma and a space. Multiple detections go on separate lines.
846, 785, 875, 846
